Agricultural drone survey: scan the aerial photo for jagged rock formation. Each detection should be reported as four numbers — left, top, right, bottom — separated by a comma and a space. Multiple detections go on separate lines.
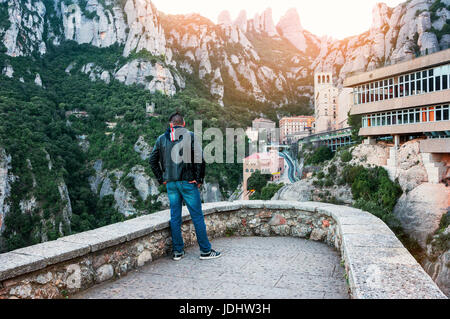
277, 8, 307, 52
0, 0, 48, 57
423, 225, 450, 297
61, 0, 127, 49
217, 10, 232, 26
250, 8, 279, 37
394, 183, 449, 248
2, 64, 13, 78
34, 73, 42, 87
0, 0, 321, 106
114, 59, 185, 96
134, 136, 152, 161
272, 180, 314, 202
233, 10, 248, 33
2, 0, 446, 104
0, 149, 12, 235
313, 0, 450, 85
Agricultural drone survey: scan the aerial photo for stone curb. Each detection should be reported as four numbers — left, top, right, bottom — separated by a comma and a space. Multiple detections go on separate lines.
0, 201, 447, 299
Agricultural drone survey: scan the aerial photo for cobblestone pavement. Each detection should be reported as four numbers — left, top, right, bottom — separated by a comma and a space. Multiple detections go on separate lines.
74, 237, 349, 299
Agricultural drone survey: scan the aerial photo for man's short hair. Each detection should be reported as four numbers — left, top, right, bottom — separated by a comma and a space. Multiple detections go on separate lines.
169, 112, 184, 125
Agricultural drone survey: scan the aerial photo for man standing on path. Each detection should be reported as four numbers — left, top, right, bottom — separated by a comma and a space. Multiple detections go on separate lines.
149, 112, 222, 261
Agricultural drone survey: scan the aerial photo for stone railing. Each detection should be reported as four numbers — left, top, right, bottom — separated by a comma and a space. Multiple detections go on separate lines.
0, 201, 446, 299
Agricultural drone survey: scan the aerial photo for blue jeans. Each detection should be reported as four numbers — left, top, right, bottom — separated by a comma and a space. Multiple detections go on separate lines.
166, 181, 212, 254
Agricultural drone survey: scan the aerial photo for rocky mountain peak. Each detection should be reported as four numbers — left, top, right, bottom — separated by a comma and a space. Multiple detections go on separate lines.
278, 8, 303, 31
218, 10, 232, 26
233, 10, 248, 32
251, 7, 279, 37
371, 2, 391, 31
277, 8, 307, 52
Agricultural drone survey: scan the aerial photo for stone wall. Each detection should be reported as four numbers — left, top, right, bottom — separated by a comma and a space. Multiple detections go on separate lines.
0, 201, 446, 299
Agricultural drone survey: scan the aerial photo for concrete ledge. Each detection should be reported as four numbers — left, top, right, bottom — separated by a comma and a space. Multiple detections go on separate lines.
420, 139, 450, 153
0, 201, 446, 299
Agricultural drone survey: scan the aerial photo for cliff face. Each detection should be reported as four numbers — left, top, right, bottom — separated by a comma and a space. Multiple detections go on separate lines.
313, 0, 450, 85
0, 0, 317, 106
1, 0, 447, 102
0, 148, 12, 236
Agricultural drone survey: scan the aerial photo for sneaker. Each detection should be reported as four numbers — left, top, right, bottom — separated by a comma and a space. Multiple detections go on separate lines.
200, 249, 222, 260
173, 251, 185, 261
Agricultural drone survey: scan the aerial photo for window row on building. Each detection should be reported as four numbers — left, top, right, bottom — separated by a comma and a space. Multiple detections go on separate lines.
362, 104, 450, 128
354, 63, 450, 105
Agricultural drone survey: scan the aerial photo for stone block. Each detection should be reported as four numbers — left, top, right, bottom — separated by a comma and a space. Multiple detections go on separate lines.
212, 201, 242, 212
59, 228, 127, 253
348, 262, 446, 299
344, 245, 417, 267
201, 203, 219, 215
95, 264, 114, 283
0, 253, 47, 281
9, 284, 32, 299
264, 201, 297, 210
14, 240, 90, 267
339, 223, 393, 236
317, 205, 368, 219
257, 210, 273, 219
342, 233, 404, 249
120, 217, 156, 241
268, 214, 287, 226
290, 225, 312, 238
236, 200, 265, 209
34, 272, 53, 285
137, 250, 152, 267
310, 229, 327, 241
271, 225, 290, 236
335, 215, 383, 227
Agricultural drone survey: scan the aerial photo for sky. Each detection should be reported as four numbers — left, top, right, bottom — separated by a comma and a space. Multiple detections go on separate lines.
151, 0, 405, 40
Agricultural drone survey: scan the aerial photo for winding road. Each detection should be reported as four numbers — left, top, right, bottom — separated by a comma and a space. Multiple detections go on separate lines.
279, 152, 299, 183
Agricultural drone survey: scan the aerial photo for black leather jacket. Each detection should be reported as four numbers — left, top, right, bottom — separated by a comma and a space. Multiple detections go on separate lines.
149, 127, 206, 185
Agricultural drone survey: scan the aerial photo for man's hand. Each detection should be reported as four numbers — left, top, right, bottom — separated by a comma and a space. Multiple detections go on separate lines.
189, 180, 202, 189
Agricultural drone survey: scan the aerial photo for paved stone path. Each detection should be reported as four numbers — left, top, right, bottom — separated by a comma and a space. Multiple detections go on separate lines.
74, 237, 349, 299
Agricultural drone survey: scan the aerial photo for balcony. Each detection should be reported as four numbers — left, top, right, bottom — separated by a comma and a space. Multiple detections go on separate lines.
350, 90, 450, 115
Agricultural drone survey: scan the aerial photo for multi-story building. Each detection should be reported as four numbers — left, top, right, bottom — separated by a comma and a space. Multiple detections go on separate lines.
336, 88, 353, 129
314, 72, 339, 133
314, 72, 354, 133
345, 48, 450, 183
279, 116, 315, 144
252, 118, 276, 131
246, 118, 277, 144
242, 150, 285, 200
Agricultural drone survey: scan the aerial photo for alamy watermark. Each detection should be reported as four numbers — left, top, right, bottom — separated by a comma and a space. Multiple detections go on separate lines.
169, 120, 282, 164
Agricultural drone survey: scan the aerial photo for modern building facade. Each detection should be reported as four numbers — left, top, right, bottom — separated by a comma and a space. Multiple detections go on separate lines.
298, 128, 356, 152
279, 116, 315, 144
242, 150, 285, 200
345, 48, 450, 183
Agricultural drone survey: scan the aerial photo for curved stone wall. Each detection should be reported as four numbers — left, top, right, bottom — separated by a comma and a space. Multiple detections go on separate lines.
0, 201, 446, 299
